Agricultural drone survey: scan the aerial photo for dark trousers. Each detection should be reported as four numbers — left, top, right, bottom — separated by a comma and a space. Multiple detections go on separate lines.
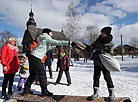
35, 63, 46, 82
56, 70, 71, 84
46, 65, 52, 78
23, 54, 48, 95
2, 73, 15, 92
93, 66, 114, 88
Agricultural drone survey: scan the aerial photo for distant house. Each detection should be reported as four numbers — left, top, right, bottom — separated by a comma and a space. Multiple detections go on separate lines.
113, 44, 138, 56
22, 8, 70, 57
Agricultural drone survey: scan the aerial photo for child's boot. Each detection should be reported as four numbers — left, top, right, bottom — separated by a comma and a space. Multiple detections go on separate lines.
8, 89, 13, 95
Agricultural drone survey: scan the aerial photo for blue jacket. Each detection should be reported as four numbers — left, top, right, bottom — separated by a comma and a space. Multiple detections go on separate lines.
46, 50, 53, 66
31, 33, 69, 59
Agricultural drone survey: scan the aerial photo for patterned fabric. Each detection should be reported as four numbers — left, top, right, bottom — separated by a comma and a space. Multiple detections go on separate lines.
57, 54, 70, 71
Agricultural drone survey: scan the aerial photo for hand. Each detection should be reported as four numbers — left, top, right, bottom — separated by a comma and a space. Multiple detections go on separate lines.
71, 42, 76, 47
3, 66, 7, 72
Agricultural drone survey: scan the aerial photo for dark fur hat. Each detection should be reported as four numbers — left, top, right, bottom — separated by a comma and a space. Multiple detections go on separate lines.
101, 26, 112, 35
42, 28, 52, 34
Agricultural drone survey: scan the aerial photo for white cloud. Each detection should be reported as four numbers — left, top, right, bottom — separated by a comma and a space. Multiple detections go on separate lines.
89, 4, 127, 19
105, 0, 138, 13
0, 0, 138, 47
0, 0, 81, 31
112, 22, 138, 46
81, 13, 113, 29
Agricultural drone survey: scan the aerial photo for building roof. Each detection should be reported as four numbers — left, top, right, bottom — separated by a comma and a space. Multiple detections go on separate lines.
22, 25, 69, 45
114, 44, 138, 50
22, 8, 69, 45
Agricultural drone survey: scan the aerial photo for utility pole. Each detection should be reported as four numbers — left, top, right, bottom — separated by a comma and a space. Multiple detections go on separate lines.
121, 35, 124, 61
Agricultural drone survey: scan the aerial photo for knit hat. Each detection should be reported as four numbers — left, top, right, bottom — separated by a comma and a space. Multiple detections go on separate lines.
42, 28, 52, 34
101, 26, 112, 35
59, 48, 65, 53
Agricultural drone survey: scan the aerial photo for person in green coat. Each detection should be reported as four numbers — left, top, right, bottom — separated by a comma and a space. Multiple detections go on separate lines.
23, 28, 72, 97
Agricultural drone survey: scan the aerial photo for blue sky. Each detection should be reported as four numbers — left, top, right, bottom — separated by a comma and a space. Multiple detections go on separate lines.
0, 0, 138, 46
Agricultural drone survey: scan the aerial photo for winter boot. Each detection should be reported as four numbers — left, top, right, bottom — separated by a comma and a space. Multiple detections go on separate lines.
29, 90, 33, 94
86, 87, 99, 101
107, 88, 115, 101
23, 87, 30, 95
8, 89, 13, 95
23, 87, 33, 95
1, 91, 8, 100
41, 89, 53, 97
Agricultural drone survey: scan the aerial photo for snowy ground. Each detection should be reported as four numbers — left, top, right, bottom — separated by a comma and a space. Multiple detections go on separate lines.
0, 55, 138, 102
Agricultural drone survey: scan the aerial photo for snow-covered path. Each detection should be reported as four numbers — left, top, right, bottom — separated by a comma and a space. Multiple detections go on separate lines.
0, 55, 138, 102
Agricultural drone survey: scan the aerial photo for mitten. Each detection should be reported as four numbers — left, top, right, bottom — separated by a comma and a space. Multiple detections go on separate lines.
71, 42, 76, 47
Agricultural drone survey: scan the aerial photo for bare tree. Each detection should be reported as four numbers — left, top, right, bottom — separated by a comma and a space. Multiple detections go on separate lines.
0, 30, 17, 49
85, 25, 99, 44
129, 37, 138, 48
63, 2, 81, 41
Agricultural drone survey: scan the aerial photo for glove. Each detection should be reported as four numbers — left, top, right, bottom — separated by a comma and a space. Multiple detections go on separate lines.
71, 42, 76, 47
3, 66, 7, 72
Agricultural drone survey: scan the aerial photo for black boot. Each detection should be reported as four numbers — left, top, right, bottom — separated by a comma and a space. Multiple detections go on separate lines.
41, 89, 53, 97
1, 91, 8, 100
29, 90, 33, 94
86, 87, 99, 101
47, 91, 53, 96
8, 89, 13, 95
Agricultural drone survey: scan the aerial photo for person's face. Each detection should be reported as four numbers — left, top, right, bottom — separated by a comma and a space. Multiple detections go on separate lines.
60, 51, 64, 56
11, 39, 16, 45
36, 37, 39, 42
101, 32, 107, 37
49, 32, 53, 37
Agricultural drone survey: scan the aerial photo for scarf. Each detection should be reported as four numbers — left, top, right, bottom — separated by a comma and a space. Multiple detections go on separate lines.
98, 34, 113, 44
60, 53, 65, 58
6, 43, 16, 50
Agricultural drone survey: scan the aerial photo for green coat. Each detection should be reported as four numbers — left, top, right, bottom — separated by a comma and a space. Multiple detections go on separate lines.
31, 33, 69, 59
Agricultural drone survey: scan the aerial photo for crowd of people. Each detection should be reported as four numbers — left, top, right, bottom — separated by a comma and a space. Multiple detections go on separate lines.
0, 26, 116, 101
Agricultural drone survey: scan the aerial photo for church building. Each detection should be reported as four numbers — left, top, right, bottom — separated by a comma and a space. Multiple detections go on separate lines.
22, 8, 69, 56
